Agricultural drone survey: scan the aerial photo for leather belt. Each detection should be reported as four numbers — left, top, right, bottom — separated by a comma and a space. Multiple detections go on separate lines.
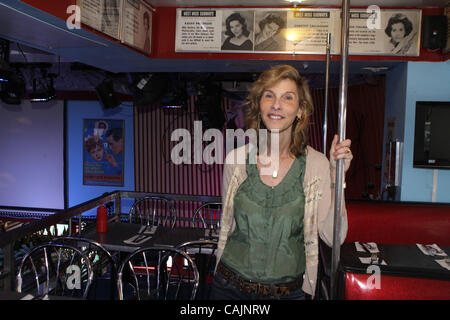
216, 262, 303, 297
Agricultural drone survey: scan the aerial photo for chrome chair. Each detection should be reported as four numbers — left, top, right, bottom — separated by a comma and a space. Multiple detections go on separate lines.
191, 202, 222, 230
16, 243, 93, 299
176, 240, 218, 300
128, 196, 177, 228
52, 236, 118, 300
117, 246, 199, 300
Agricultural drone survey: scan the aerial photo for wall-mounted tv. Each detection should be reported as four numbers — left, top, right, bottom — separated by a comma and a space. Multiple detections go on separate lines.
413, 101, 450, 169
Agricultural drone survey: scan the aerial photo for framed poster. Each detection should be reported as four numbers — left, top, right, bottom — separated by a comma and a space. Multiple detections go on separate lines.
77, 0, 123, 40
175, 7, 421, 56
121, 0, 153, 54
83, 119, 124, 186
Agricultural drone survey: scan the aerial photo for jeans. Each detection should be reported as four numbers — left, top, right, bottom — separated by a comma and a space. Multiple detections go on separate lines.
210, 271, 306, 300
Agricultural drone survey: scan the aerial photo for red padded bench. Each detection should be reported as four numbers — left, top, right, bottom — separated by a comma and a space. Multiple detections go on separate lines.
337, 201, 450, 300
346, 201, 450, 246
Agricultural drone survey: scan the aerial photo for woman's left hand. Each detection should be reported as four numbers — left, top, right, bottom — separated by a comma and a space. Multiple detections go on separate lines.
330, 134, 352, 172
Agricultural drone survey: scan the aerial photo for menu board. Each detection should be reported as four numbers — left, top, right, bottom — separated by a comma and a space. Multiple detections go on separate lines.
175, 8, 421, 56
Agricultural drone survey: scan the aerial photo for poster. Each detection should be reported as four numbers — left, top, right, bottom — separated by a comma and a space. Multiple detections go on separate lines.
83, 119, 124, 186
348, 9, 421, 56
175, 8, 421, 56
77, 0, 122, 40
121, 0, 153, 54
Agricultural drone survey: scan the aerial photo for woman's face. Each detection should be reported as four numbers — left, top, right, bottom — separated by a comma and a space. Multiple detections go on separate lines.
391, 22, 406, 43
259, 79, 302, 133
89, 145, 104, 161
262, 22, 280, 38
229, 20, 243, 38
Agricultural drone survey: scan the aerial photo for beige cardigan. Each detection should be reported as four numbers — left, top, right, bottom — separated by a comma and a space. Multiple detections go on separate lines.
216, 144, 348, 297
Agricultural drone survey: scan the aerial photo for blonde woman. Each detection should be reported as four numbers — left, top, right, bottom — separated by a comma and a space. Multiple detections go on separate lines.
212, 65, 353, 300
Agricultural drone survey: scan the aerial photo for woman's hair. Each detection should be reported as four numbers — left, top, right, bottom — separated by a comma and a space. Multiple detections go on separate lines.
85, 136, 103, 153
224, 13, 250, 37
384, 14, 413, 38
244, 64, 314, 157
258, 13, 286, 35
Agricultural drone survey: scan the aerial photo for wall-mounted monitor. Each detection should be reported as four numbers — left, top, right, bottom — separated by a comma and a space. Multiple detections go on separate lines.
413, 101, 450, 169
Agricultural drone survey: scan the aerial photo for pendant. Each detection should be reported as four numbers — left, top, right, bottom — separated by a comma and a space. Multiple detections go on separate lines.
272, 170, 278, 178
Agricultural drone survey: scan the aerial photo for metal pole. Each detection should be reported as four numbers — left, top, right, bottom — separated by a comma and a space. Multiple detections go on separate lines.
330, 0, 350, 300
323, 33, 331, 154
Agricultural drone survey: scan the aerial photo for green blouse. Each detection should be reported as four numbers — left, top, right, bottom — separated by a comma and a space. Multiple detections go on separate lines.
220, 152, 306, 283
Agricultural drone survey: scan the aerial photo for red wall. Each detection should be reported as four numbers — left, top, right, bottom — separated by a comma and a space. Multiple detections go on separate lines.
20, 1, 447, 62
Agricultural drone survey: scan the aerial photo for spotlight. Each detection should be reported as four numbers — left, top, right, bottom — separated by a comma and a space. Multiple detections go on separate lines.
1, 70, 26, 104
95, 79, 120, 109
28, 67, 57, 103
161, 79, 187, 110
195, 82, 225, 130
0, 60, 11, 82
129, 73, 170, 108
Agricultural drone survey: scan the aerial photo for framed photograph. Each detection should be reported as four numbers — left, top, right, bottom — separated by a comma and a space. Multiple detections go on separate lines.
83, 119, 124, 186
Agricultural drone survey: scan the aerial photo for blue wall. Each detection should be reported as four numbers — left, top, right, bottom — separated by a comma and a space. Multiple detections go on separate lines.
401, 61, 450, 203
67, 101, 135, 215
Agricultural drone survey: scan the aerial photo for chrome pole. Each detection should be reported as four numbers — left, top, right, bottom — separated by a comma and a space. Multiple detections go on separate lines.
323, 33, 331, 154
330, 0, 350, 300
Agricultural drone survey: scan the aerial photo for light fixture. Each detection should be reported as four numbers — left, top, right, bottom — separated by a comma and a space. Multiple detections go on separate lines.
285, 0, 304, 8
29, 70, 56, 103
1, 69, 26, 104
361, 66, 390, 73
95, 78, 120, 109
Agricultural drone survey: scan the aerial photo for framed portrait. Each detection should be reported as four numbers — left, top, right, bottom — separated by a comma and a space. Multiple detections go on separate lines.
83, 119, 124, 186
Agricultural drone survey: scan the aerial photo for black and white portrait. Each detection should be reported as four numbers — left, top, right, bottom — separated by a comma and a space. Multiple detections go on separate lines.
221, 11, 254, 51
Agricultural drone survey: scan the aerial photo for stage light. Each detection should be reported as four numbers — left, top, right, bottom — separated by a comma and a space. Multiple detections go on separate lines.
129, 73, 170, 108
195, 82, 225, 130
29, 77, 56, 103
1, 70, 26, 104
95, 78, 121, 109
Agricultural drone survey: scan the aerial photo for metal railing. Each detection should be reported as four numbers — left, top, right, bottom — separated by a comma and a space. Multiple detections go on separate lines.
0, 190, 220, 291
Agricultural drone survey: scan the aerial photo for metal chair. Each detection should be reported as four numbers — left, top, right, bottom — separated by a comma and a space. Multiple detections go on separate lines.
16, 243, 93, 299
117, 246, 199, 300
52, 236, 118, 300
191, 202, 222, 229
128, 196, 177, 228
176, 240, 218, 300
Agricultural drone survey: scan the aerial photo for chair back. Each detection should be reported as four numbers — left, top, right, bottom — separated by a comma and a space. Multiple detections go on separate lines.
191, 202, 222, 229
117, 246, 199, 300
16, 243, 93, 299
52, 236, 118, 300
176, 240, 218, 300
129, 196, 177, 228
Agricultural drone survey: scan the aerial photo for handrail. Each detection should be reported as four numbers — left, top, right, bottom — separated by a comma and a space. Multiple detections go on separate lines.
0, 190, 221, 290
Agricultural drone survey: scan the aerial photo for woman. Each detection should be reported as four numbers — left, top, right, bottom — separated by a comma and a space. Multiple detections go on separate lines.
221, 13, 253, 51
384, 14, 416, 54
254, 13, 286, 51
211, 65, 353, 300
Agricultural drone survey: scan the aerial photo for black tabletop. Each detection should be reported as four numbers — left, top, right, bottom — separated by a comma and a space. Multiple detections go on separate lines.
339, 242, 450, 281
81, 222, 218, 252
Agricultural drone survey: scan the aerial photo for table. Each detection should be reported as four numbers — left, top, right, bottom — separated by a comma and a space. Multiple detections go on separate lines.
337, 242, 450, 299
81, 222, 218, 253
340, 242, 450, 280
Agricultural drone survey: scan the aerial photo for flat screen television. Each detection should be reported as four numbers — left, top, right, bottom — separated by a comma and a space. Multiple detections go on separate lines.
413, 101, 450, 169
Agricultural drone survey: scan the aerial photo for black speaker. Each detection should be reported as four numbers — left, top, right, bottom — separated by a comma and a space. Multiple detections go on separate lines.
421, 15, 448, 49
96, 79, 120, 109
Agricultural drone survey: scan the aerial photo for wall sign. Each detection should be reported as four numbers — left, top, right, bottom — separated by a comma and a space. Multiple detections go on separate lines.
83, 119, 124, 186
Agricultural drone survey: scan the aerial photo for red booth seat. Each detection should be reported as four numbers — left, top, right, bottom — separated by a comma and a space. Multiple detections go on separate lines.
341, 201, 450, 300
345, 201, 450, 246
